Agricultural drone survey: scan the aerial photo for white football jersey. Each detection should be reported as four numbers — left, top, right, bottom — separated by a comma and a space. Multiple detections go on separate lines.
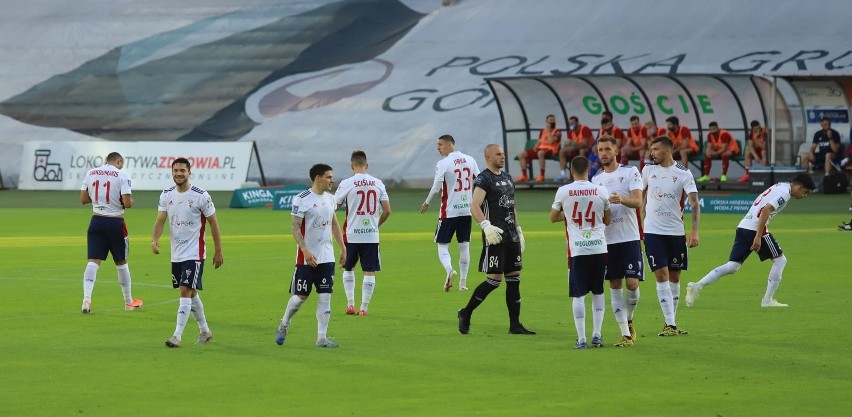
291, 189, 337, 265
81, 164, 132, 217
433, 151, 480, 219
642, 163, 697, 236
552, 180, 611, 256
334, 173, 389, 244
738, 183, 792, 233
158, 185, 217, 262
592, 165, 643, 244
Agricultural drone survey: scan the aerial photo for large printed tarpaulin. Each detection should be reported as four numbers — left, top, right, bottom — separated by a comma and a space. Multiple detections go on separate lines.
1, 0, 851, 187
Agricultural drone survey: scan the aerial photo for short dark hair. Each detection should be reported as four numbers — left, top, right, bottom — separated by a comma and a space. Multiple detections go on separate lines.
351, 150, 367, 167
309, 163, 333, 181
569, 116, 579, 123
652, 136, 674, 149
438, 134, 455, 144
629, 115, 640, 122
750, 120, 761, 127
570, 155, 589, 175
602, 111, 613, 119
546, 114, 556, 120
708, 121, 719, 128
598, 135, 619, 147
172, 157, 190, 170
791, 173, 816, 190
106, 152, 123, 163
601, 117, 611, 125
666, 116, 680, 125
821, 116, 831, 124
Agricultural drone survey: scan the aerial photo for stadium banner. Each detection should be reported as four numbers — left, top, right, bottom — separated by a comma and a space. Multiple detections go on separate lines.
271, 186, 309, 211
18, 141, 252, 191
229, 185, 285, 208
685, 194, 757, 214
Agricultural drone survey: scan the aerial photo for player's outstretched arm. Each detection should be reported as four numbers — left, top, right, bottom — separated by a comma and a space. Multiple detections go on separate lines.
421, 179, 443, 214
379, 200, 391, 227
207, 214, 224, 269
151, 211, 167, 254
331, 212, 346, 266
687, 192, 700, 247
80, 190, 92, 205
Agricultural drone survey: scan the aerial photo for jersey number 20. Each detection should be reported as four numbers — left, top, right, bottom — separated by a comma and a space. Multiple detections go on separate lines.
355, 190, 378, 215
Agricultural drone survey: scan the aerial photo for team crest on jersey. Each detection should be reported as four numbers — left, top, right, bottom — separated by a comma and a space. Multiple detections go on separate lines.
582, 230, 592, 239
362, 218, 370, 226
777, 197, 786, 206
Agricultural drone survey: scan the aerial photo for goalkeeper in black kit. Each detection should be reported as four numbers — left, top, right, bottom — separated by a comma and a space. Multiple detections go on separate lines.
457, 144, 535, 335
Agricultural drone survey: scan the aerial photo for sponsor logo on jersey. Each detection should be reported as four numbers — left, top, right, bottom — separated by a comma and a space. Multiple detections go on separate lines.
498, 195, 514, 208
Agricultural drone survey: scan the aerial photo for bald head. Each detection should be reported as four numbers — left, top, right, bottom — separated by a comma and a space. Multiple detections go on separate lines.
484, 144, 505, 171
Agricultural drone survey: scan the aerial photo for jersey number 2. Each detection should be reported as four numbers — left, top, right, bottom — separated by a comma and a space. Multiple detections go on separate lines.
355, 190, 378, 215
91, 180, 111, 204
570, 201, 597, 228
453, 168, 472, 192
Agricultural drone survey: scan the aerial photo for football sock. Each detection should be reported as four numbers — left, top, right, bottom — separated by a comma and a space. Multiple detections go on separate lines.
539, 168, 545, 177
572, 297, 586, 342
82, 261, 99, 301
116, 263, 132, 304
316, 293, 331, 340
669, 281, 681, 313
282, 295, 305, 326
697, 261, 741, 288
703, 156, 711, 176
342, 270, 356, 306
361, 275, 375, 312
437, 244, 453, 274
465, 278, 500, 312
505, 276, 521, 327
174, 297, 192, 338
560, 169, 566, 177
458, 242, 470, 282
610, 288, 630, 336
764, 255, 787, 301
591, 293, 605, 338
744, 167, 750, 175
191, 294, 209, 333
656, 281, 676, 326
626, 288, 639, 321
722, 154, 730, 175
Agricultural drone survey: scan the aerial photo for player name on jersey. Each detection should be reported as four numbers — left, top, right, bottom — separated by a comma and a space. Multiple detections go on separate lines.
568, 188, 599, 196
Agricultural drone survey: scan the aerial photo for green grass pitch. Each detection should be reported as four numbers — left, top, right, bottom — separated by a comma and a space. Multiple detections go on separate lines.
0, 189, 850, 417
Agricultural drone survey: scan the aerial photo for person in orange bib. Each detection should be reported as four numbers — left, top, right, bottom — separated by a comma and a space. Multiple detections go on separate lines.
697, 121, 740, 182
622, 115, 648, 170
557, 116, 594, 182
738, 120, 768, 183
666, 116, 699, 167
517, 114, 561, 182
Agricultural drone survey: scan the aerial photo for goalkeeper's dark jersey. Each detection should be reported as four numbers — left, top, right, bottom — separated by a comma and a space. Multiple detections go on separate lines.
474, 168, 519, 243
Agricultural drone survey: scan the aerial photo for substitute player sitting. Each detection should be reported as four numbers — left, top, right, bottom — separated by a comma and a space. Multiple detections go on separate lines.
686, 174, 815, 308
738, 120, 768, 183
622, 115, 648, 170
551, 156, 611, 349
335, 150, 391, 316
517, 114, 561, 182
697, 121, 740, 183
666, 116, 699, 167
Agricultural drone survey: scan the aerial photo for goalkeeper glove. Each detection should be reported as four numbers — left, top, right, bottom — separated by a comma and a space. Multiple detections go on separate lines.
480, 220, 504, 245
516, 226, 525, 253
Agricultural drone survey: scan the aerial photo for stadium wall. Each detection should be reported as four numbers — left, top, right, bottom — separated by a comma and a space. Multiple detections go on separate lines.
0, 0, 851, 187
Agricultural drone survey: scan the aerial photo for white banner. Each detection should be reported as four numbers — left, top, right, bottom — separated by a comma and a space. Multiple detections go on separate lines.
18, 141, 253, 191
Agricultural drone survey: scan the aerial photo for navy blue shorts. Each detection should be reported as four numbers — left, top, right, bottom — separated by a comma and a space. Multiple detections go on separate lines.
87, 216, 128, 262
729, 228, 783, 263
434, 216, 472, 244
479, 240, 522, 275
644, 233, 688, 272
291, 262, 334, 296
344, 243, 381, 271
569, 253, 608, 297
171, 260, 204, 290
605, 241, 644, 281
812, 150, 842, 169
